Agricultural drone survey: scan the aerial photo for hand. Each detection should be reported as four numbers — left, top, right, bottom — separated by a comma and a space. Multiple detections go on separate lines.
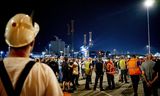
148, 81, 153, 85
146, 82, 151, 87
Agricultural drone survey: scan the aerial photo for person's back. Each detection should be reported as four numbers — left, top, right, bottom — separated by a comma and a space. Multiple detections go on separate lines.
141, 55, 157, 96
127, 55, 141, 96
141, 60, 155, 80
119, 59, 126, 70
62, 60, 69, 74
106, 60, 115, 75
0, 57, 62, 96
84, 61, 91, 75
0, 13, 63, 96
127, 57, 141, 76
95, 60, 103, 74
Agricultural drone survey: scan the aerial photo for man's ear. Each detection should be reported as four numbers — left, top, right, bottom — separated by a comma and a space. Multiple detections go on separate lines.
30, 40, 35, 47
29, 40, 35, 52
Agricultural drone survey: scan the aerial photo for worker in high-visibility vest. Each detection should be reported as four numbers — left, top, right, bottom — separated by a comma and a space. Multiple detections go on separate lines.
119, 56, 128, 83
84, 58, 92, 90
106, 58, 115, 90
127, 55, 141, 96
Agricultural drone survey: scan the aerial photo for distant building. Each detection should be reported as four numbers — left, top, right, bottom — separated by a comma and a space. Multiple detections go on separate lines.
49, 36, 70, 56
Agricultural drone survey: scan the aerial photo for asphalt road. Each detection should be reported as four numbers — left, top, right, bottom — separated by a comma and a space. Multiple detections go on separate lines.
71, 72, 144, 96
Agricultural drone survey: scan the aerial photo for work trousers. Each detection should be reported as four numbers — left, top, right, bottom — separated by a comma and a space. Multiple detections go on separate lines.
107, 74, 115, 89
94, 73, 103, 90
130, 75, 140, 96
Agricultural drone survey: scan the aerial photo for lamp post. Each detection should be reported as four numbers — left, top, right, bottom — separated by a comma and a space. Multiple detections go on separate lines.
49, 44, 51, 54
71, 20, 75, 58
0, 51, 4, 59
60, 51, 63, 56
113, 49, 116, 55
146, 45, 149, 53
42, 52, 46, 57
144, 0, 155, 54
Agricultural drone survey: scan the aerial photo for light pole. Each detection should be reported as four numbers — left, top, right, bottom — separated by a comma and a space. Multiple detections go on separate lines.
60, 51, 63, 56
49, 44, 51, 54
0, 51, 4, 59
144, 0, 155, 54
70, 20, 75, 58
146, 45, 149, 53
113, 49, 116, 55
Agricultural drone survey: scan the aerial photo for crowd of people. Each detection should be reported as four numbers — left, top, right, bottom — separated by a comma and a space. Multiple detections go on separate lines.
0, 13, 160, 96
37, 54, 160, 96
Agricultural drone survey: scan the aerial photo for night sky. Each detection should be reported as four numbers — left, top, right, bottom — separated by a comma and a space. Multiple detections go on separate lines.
0, 0, 160, 54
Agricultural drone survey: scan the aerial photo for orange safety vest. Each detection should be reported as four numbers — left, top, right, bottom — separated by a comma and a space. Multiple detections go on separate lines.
106, 61, 115, 75
63, 92, 71, 96
127, 58, 141, 75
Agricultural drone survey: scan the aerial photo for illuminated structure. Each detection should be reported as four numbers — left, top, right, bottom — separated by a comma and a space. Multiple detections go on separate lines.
89, 32, 93, 47
80, 46, 89, 58
143, 0, 155, 54
80, 32, 93, 58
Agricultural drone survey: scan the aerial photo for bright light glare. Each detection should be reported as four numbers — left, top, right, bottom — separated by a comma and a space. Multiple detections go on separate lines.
144, 0, 155, 8
80, 46, 89, 58
0, 51, 4, 54
146, 45, 149, 48
60, 51, 63, 53
42, 52, 46, 55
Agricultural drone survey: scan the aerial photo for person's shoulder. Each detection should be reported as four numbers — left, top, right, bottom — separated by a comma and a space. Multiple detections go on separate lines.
33, 62, 53, 73
40, 62, 52, 68
34, 62, 57, 80
33, 62, 63, 95
140, 62, 146, 68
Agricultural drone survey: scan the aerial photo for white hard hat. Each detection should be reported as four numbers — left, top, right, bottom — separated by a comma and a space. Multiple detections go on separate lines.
5, 13, 40, 48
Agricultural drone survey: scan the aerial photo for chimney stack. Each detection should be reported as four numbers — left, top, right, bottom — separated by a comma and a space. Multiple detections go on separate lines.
89, 32, 92, 46
84, 34, 87, 46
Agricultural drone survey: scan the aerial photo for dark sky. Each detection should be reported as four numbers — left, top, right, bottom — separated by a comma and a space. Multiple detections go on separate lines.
0, 0, 160, 54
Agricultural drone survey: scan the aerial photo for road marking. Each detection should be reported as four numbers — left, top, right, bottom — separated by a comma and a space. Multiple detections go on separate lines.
95, 89, 112, 96
100, 91, 112, 96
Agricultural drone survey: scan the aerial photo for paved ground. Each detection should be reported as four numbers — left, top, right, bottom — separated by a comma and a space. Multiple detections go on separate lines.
70, 72, 144, 96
